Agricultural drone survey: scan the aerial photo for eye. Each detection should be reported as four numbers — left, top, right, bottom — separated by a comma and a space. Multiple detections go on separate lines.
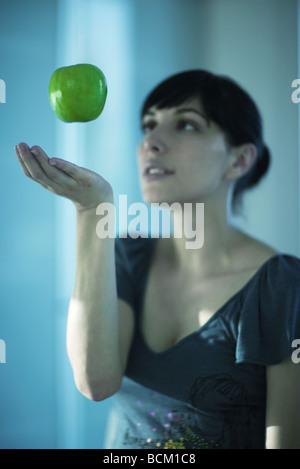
141, 119, 157, 134
177, 119, 199, 132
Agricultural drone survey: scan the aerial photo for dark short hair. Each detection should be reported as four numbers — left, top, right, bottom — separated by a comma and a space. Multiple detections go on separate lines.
141, 70, 271, 214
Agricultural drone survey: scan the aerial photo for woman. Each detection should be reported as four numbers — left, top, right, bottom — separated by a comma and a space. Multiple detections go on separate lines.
15, 70, 300, 449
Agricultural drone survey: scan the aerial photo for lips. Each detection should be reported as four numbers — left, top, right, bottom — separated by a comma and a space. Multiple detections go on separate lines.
143, 161, 174, 177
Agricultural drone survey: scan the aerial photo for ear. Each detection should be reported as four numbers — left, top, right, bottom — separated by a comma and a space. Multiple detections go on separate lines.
223, 143, 257, 181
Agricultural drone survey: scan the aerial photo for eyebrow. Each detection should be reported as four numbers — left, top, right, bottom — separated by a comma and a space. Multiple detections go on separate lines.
175, 108, 209, 125
144, 107, 210, 126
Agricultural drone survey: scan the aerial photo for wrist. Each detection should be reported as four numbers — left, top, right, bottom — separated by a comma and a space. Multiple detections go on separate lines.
75, 191, 114, 214
75, 197, 116, 243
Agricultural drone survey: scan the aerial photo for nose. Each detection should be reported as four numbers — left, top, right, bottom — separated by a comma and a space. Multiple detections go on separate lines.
142, 131, 167, 155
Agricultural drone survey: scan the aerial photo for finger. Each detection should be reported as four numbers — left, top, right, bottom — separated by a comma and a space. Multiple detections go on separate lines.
30, 146, 78, 185
16, 142, 46, 180
16, 142, 66, 188
15, 145, 33, 179
48, 157, 83, 183
15, 144, 53, 194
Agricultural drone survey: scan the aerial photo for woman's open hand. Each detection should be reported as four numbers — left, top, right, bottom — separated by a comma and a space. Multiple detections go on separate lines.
15, 142, 113, 211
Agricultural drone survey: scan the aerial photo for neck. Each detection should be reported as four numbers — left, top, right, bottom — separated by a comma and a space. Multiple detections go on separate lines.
161, 190, 244, 277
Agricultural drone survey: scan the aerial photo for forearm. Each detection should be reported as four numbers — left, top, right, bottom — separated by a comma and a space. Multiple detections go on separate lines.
14, 144, 121, 399
265, 357, 300, 449
67, 205, 122, 401
266, 425, 300, 449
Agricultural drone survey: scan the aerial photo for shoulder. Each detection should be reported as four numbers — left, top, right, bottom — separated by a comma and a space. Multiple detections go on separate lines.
243, 238, 300, 298
235, 243, 300, 365
236, 236, 300, 307
233, 232, 300, 278
235, 234, 279, 269
245, 236, 300, 283
255, 252, 300, 301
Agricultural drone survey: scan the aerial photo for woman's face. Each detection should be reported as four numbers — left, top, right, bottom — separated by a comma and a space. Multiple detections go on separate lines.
137, 97, 234, 205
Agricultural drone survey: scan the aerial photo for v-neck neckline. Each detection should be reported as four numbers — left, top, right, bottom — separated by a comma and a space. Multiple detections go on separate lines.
136, 239, 289, 357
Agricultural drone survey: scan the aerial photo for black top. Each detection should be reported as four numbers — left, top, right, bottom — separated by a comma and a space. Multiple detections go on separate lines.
105, 237, 300, 449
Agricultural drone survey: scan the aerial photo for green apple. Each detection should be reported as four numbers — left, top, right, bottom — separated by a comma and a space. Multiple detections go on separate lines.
48, 64, 107, 123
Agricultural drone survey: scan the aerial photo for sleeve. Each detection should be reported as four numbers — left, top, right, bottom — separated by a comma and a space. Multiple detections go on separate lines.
236, 255, 300, 366
115, 237, 136, 310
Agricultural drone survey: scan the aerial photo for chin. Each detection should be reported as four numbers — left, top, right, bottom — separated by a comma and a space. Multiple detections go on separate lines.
143, 196, 185, 210
142, 190, 174, 205
142, 195, 163, 205
140, 184, 200, 206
